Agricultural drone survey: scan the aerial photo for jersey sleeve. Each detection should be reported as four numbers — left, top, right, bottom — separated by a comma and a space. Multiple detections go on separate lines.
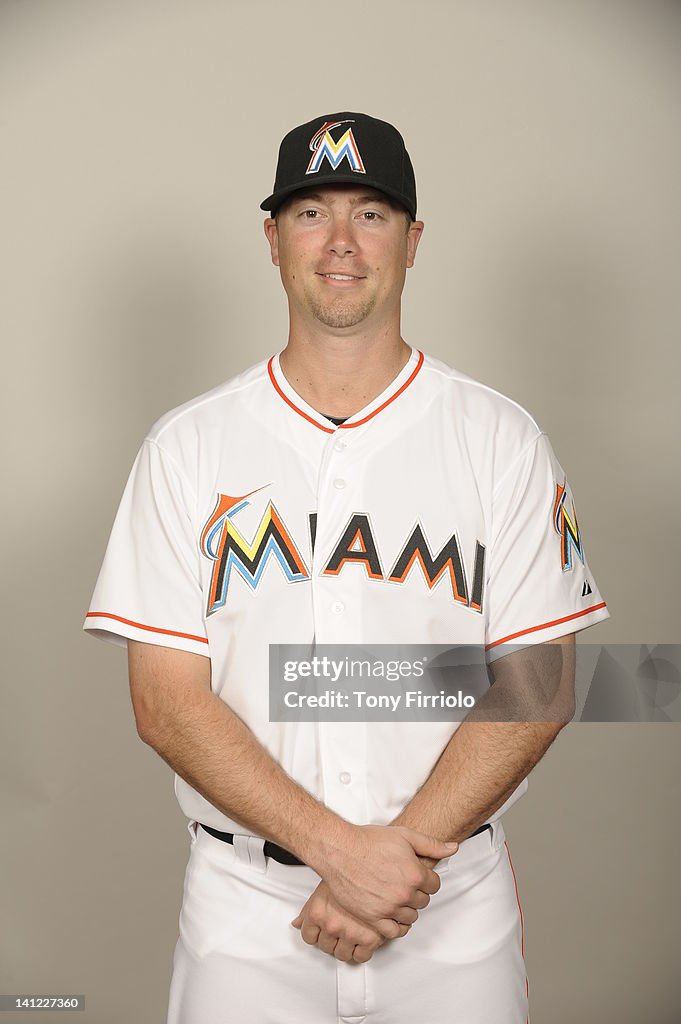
484, 432, 609, 659
83, 438, 209, 657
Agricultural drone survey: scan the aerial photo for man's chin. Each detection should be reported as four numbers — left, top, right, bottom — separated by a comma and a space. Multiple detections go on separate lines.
315, 315, 367, 330
309, 300, 375, 331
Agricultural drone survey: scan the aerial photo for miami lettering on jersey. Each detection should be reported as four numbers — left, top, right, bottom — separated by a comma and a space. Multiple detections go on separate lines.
306, 119, 366, 175
200, 493, 486, 618
553, 478, 585, 572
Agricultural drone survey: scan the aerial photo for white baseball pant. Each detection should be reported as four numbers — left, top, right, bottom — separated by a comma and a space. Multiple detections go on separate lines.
166, 819, 529, 1024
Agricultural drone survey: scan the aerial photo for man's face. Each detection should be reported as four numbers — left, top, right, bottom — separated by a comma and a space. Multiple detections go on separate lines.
264, 185, 423, 332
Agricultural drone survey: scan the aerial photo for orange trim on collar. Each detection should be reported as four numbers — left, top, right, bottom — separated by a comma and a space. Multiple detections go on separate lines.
339, 350, 425, 429
267, 350, 425, 432
267, 358, 334, 434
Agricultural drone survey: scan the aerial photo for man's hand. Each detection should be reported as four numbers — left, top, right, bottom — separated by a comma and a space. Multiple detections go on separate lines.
291, 880, 411, 963
317, 823, 457, 939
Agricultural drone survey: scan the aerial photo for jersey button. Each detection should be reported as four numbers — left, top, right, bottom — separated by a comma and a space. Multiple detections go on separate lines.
339, 772, 352, 785
332, 601, 345, 614
333, 478, 346, 489
334, 438, 348, 452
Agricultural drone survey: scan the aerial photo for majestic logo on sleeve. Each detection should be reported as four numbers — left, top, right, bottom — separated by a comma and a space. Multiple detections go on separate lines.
306, 120, 366, 175
201, 494, 486, 618
553, 478, 585, 572
200, 491, 310, 616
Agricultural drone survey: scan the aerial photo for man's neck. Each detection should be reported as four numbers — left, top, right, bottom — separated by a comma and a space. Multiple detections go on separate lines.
279, 331, 412, 420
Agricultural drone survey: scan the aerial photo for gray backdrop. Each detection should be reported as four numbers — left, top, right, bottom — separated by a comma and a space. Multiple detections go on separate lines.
1, 1, 679, 1022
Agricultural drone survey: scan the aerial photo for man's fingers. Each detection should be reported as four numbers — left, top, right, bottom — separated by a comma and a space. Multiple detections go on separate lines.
412, 889, 432, 911
349, 920, 410, 962
332, 938, 356, 962
419, 869, 443, 896
345, 922, 384, 947
299, 921, 321, 946
375, 917, 406, 939
393, 905, 419, 925
352, 940, 382, 963
293, 872, 423, 955
317, 932, 338, 956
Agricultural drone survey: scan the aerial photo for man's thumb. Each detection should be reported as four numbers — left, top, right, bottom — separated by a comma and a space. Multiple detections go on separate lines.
410, 831, 458, 857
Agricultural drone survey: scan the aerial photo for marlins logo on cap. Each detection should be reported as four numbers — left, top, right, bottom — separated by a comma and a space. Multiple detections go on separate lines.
306, 120, 366, 175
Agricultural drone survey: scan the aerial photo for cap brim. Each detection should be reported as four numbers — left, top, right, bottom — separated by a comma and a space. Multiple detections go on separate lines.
260, 175, 415, 220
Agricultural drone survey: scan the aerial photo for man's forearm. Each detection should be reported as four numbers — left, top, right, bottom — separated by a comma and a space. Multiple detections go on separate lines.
391, 638, 575, 850
140, 681, 348, 872
391, 719, 561, 845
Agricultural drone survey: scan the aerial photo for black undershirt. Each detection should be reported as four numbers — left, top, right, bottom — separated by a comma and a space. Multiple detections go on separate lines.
324, 415, 348, 426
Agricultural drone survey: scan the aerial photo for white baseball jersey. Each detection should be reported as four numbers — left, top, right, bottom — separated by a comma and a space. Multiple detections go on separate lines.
84, 347, 609, 835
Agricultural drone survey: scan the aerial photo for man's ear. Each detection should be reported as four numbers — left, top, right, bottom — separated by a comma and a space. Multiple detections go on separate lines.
263, 218, 280, 267
406, 220, 424, 269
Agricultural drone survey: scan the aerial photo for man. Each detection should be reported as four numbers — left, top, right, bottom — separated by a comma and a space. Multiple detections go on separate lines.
84, 112, 609, 1023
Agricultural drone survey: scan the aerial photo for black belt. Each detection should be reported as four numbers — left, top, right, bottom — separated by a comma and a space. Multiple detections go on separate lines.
200, 824, 306, 865
199, 822, 492, 867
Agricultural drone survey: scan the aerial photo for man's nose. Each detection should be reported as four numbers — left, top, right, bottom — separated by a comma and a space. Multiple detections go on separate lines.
327, 216, 358, 256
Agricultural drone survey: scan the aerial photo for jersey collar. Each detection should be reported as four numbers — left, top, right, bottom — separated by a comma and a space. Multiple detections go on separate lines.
267, 347, 424, 434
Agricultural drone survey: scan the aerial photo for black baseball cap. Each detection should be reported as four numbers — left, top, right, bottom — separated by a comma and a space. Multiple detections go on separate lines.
260, 111, 417, 220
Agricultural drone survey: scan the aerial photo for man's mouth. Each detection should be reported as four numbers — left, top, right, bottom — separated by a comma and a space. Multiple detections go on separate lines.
317, 273, 365, 281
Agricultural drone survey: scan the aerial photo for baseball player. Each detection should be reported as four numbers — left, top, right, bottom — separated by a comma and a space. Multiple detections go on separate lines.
84, 111, 609, 1023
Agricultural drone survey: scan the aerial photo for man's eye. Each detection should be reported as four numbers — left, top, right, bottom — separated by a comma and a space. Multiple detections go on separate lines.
302, 209, 320, 219
361, 211, 381, 221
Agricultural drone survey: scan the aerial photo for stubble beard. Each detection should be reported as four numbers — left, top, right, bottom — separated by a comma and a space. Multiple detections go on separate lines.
303, 284, 377, 330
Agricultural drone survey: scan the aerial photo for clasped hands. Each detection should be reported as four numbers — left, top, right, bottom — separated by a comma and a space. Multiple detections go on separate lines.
291, 824, 458, 963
